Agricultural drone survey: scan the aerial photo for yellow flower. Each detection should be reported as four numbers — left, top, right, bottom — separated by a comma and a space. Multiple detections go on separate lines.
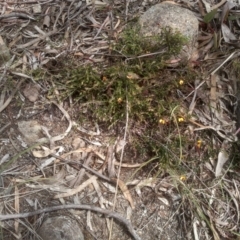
178, 117, 184, 122
117, 98, 123, 103
180, 175, 187, 181
196, 140, 202, 148
179, 79, 184, 85
102, 76, 107, 81
159, 119, 166, 124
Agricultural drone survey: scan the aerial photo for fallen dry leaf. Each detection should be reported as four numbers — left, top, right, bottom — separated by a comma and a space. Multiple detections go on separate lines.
14, 186, 20, 236
215, 150, 229, 177
32, 146, 61, 158
54, 175, 97, 199
221, 23, 237, 43
113, 178, 135, 209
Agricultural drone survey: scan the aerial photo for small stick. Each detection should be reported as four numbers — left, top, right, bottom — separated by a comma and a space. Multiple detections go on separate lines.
0, 13, 35, 20
211, 51, 235, 75
211, 0, 227, 10
50, 153, 112, 183
0, 204, 142, 240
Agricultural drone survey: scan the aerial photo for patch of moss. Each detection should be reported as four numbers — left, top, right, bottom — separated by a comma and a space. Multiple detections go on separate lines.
58, 64, 190, 128
30, 68, 47, 80
46, 22, 198, 169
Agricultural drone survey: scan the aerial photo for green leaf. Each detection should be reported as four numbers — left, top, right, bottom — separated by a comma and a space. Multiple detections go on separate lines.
203, 9, 218, 23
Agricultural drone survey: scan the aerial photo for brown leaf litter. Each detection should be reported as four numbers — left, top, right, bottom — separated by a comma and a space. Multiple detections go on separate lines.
1, 1, 240, 240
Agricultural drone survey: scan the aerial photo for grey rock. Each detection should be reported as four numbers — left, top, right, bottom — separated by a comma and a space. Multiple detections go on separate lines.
18, 120, 42, 144
23, 83, 40, 102
37, 216, 84, 240
138, 2, 198, 65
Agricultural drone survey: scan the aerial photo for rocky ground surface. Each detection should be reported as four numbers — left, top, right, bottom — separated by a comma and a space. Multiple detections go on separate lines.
1, 1, 240, 240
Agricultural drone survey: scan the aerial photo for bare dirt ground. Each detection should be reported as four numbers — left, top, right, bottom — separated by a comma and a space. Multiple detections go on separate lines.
1, 1, 240, 240
0, 86, 183, 240
0, 102, 183, 240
